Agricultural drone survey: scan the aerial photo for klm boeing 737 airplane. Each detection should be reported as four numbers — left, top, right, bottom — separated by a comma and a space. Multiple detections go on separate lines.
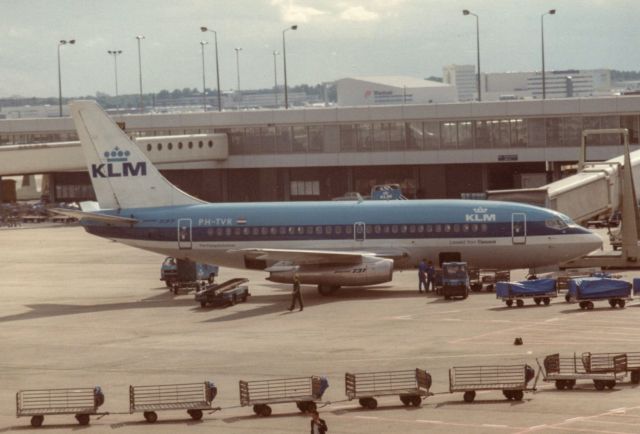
60, 101, 602, 295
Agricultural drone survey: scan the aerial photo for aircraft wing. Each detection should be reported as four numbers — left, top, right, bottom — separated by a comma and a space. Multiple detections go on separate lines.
49, 208, 138, 225
231, 248, 408, 265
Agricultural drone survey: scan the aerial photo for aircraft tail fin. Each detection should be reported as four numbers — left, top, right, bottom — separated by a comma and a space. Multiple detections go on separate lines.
69, 100, 204, 210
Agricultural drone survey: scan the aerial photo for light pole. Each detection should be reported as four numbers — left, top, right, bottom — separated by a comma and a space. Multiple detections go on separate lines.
135, 35, 145, 112
462, 10, 481, 101
200, 26, 222, 111
272, 50, 280, 107
107, 50, 122, 96
541, 9, 556, 100
282, 24, 297, 109
200, 41, 209, 111
57, 39, 75, 117
234, 47, 242, 109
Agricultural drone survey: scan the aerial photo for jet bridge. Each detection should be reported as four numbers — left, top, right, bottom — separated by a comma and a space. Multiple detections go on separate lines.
488, 129, 640, 268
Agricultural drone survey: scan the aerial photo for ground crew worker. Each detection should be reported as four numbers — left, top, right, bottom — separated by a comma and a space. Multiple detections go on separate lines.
310, 410, 328, 434
426, 260, 436, 292
418, 258, 427, 293
288, 274, 304, 311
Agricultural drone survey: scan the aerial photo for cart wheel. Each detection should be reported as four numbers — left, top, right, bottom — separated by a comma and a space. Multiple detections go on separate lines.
305, 402, 317, 412
543, 298, 551, 306
462, 291, 468, 299
144, 411, 158, 423
253, 405, 261, 414
444, 295, 451, 300
631, 371, 640, 384
579, 301, 586, 310
516, 299, 524, 308
188, 409, 203, 420
358, 398, 368, 408
505, 299, 513, 307
463, 391, 476, 403
200, 301, 207, 308
512, 390, 524, 401
587, 301, 594, 310
75, 414, 90, 426
565, 293, 571, 303
260, 405, 272, 417
566, 380, 576, 389
410, 396, 422, 407
365, 398, 378, 409
555, 380, 566, 390
618, 299, 626, 308
399, 395, 411, 406
534, 298, 541, 305
608, 299, 617, 308
30, 415, 44, 427
606, 380, 616, 389
594, 380, 605, 391
502, 390, 513, 399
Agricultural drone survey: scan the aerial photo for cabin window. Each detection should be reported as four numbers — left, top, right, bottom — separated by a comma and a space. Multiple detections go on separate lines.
270, 227, 278, 235
242, 227, 250, 235
444, 224, 451, 233
297, 226, 305, 235
168, 142, 173, 150
435, 224, 442, 233
279, 226, 287, 235
462, 224, 470, 233
453, 224, 460, 233
261, 227, 269, 235
471, 224, 479, 232
417, 225, 425, 233
481, 223, 488, 232
157, 143, 162, 151
335, 226, 343, 235
426, 225, 433, 233
147, 144, 152, 151
178, 142, 183, 149
315, 226, 323, 235
345, 226, 353, 235
382, 225, 390, 234
208, 140, 214, 148
216, 227, 224, 236
325, 226, 333, 235
207, 228, 214, 236
252, 227, 259, 236
409, 225, 416, 233
306, 226, 314, 235
366, 225, 373, 234
400, 225, 408, 233
391, 225, 399, 234
199, 140, 204, 148
225, 227, 232, 236
288, 226, 295, 235
188, 141, 193, 149
374, 225, 382, 234
234, 227, 242, 236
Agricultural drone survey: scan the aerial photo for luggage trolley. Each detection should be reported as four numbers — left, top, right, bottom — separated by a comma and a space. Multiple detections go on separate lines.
345, 368, 432, 409
582, 351, 640, 384
567, 277, 632, 309
496, 278, 557, 307
16, 386, 104, 427
449, 364, 535, 402
129, 381, 217, 423
239, 375, 329, 417
536, 353, 627, 390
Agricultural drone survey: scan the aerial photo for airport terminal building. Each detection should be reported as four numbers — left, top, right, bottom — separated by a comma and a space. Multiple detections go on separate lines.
1, 95, 640, 204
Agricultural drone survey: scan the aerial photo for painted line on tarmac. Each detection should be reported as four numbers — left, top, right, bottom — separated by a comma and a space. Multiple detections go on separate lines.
516, 406, 640, 434
351, 415, 525, 430
331, 351, 532, 363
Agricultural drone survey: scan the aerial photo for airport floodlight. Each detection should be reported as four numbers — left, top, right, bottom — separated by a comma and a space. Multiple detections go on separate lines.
282, 24, 298, 109
200, 26, 222, 111
57, 39, 76, 117
462, 11, 481, 101
273, 50, 280, 106
135, 35, 145, 112
107, 50, 123, 97
541, 9, 556, 99
200, 41, 209, 111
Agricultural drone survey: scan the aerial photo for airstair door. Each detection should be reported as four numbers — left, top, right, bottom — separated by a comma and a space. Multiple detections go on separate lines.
178, 218, 193, 250
512, 213, 527, 245
354, 222, 366, 242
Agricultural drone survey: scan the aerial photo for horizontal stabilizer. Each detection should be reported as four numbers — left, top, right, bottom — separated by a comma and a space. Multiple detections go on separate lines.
50, 208, 138, 225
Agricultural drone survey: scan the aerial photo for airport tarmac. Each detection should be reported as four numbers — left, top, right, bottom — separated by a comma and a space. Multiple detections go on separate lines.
1, 225, 640, 433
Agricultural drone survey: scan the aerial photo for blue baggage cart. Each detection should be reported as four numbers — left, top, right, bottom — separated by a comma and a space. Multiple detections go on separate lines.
568, 277, 632, 309
496, 279, 557, 307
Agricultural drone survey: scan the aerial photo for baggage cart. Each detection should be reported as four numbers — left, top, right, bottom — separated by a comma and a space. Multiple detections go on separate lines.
469, 267, 483, 291
129, 381, 217, 423
536, 353, 627, 390
16, 386, 104, 427
345, 368, 431, 409
496, 278, 557, 307
582, 351, 640, 384
449, 364, 534, 402
195, 278, 250, 308
239, 375, 328, 417
567, 277, 632, 309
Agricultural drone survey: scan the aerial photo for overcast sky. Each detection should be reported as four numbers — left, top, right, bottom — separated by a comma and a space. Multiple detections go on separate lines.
1, 0, 639, 98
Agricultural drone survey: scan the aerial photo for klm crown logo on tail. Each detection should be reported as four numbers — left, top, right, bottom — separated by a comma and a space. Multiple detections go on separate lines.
91, 146, 147, 178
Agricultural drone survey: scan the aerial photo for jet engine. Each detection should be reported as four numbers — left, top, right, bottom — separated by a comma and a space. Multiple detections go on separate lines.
266, 256, 394, 287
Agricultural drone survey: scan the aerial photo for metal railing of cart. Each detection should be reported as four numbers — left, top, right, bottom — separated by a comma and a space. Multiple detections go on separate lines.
129, 381, 217, 423
345, 368, 432, 409
449, 364, 533, 403
537, 353, 627, 390
239, 375, 328, 417
16, 386, 104, 427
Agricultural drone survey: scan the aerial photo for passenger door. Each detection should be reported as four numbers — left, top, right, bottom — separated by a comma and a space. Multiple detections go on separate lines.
511, 213, 526, 244
177, 218, 193, 250
354, 222, 366, 242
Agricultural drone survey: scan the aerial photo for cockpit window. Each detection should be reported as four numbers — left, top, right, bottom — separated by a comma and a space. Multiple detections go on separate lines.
545, 218, 568, 230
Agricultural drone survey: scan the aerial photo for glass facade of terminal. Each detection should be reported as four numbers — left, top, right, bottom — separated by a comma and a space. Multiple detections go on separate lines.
1, 114, 639, 151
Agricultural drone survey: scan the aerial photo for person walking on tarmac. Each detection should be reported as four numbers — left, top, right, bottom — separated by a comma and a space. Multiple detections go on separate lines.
426, 260, 436, 292
288, 273, 304, 311
309, 410, 328, 434
418, 258, 428, 293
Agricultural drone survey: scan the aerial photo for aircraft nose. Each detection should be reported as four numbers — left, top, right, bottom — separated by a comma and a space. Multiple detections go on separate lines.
583, 230, 603, 252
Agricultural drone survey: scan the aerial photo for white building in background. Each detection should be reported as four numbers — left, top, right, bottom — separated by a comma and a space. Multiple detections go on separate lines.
480, 69, 613, 100
443, 65, 476, 101
335, 76, 457, 106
